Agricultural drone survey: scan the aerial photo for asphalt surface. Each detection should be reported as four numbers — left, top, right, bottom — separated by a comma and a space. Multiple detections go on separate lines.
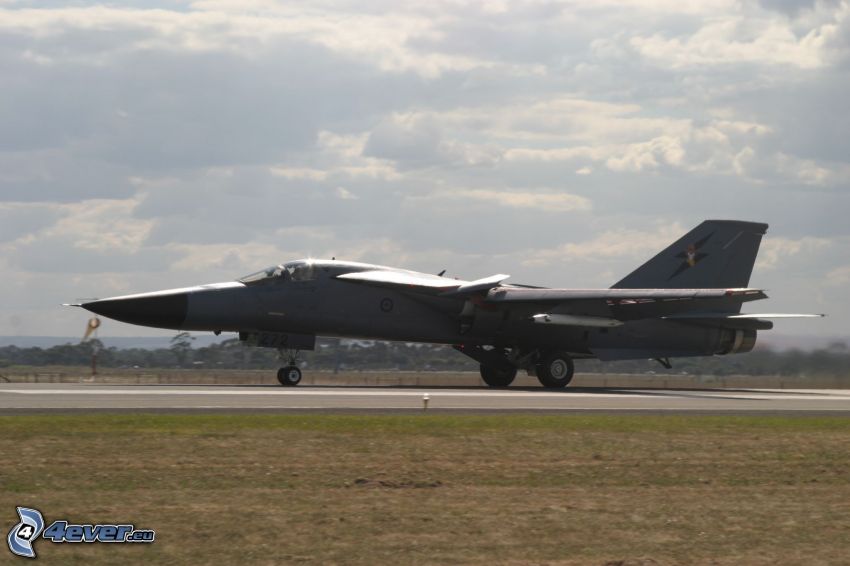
1, 383, 849, 414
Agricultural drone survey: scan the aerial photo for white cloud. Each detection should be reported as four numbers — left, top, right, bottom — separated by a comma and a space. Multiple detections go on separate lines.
502, 113, 785, 181
774, 153, 850, 186
167, 242, 285, 274
825, 265, 850, 286
13, 199, 153, 253
630, 12, 843, 69
335, 186, 358, 200
317, 131, 402, 180
605, 135, 685, 172
269, 167, 329, 181
733, 149, 850, 186
421, 189, 592, 213
0, 3, 515, 78
757, 236, 832, 269
504, 146, 608, 162
520, 223, 685, 267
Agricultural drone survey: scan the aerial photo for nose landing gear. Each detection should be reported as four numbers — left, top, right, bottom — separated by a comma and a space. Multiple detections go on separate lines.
277, 349, 302, 386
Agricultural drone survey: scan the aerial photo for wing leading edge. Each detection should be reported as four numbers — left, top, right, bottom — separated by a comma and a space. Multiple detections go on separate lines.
335, 270, 462, 289
335, 270, 510, 295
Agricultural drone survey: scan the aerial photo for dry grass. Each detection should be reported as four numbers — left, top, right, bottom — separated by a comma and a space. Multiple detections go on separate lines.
1, 414, 848, 565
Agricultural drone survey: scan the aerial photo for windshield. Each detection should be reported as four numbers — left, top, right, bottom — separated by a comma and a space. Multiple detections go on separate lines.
238, 261, 317, 285
238, 265, 285, 285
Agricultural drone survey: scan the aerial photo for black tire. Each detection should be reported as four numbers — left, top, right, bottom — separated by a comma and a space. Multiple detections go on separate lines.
479, 364, 517, 387
277, 365, 302, 386
536, 351, 574, 388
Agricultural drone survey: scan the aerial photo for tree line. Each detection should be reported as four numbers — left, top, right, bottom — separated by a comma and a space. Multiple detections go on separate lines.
0, 334, 848, 377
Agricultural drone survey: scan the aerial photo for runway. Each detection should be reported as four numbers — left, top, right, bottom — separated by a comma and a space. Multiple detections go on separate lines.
1, 383, 849, 414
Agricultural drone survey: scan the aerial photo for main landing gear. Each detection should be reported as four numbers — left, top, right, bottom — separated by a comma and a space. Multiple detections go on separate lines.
535, 351, 575, 388
479, 365, 517, 387
458, 345, 576, 389
277, 349, 302, 386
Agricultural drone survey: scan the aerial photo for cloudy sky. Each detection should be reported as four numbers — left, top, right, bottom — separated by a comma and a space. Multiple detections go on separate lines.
0, 0, 847, 341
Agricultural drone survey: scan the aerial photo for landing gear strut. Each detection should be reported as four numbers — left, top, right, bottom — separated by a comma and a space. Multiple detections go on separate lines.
277, 349, 302, 386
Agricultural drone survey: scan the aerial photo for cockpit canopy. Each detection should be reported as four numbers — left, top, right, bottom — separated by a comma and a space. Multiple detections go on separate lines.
238, 261, 317, 285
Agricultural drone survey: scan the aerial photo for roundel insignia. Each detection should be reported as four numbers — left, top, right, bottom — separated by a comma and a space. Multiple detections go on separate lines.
380, 298, 394, 312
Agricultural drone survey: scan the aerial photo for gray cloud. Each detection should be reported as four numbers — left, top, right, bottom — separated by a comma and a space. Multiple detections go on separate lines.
759, 0, 822, 16
0, 203, 62, 242
0, 1, 847, 338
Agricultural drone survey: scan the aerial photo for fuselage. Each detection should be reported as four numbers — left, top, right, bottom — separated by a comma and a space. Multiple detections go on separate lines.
82, 259, 750, 360
78, 220, 822, 388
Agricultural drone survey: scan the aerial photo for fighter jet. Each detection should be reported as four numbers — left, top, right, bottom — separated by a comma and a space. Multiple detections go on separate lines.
77, 220, 822, 387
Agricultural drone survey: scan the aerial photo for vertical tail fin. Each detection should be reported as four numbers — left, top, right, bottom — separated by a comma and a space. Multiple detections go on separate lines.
613, 220, 768, 289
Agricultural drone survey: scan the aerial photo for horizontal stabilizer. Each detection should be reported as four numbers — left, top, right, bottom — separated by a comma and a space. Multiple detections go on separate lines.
663, 312, 823, 331
487, 287, 766, 303
664, 313, 825, 320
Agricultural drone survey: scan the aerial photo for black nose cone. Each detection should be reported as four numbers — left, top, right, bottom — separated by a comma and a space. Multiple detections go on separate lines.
83, 292, 189, 329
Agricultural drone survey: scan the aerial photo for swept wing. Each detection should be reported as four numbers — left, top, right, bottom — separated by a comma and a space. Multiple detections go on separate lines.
334, 268, 820, 330
336, 270, 510, 295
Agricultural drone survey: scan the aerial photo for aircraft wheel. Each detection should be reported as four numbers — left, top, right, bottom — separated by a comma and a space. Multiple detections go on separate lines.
277, 366, 302, 386
479, 364, 517, 387
536, 351, 574, 388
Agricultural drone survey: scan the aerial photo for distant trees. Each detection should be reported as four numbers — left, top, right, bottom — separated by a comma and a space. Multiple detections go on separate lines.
0, 336, 848, 377
169, 332, 195, 367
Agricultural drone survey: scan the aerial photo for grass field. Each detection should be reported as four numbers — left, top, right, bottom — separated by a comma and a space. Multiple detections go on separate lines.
1, 414, 848, 565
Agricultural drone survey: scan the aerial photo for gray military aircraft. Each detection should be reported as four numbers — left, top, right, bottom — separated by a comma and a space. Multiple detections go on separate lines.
77, 220, 822, 387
